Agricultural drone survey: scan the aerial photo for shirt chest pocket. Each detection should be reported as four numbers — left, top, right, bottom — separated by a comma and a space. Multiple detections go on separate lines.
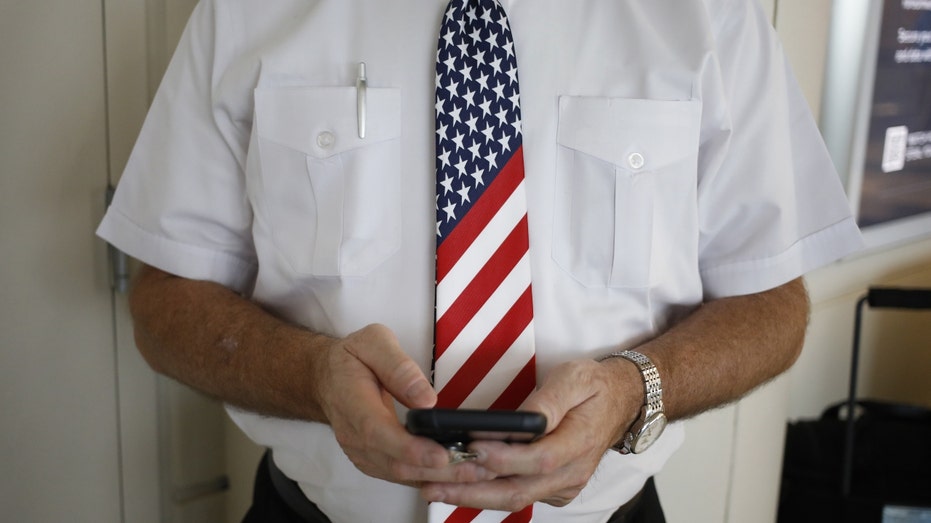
252, 87, 401, 278
553, 96, 701, 288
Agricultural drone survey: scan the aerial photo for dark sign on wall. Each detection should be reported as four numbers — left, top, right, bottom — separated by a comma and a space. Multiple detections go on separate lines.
858, 0, 931, 228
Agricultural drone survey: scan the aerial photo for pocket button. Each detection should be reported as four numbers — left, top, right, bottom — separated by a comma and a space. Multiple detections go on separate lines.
316, 131, 336, 149
628, 152, 645, 170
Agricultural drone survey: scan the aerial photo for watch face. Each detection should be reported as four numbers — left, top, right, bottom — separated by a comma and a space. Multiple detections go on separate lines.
631, 413, 667, 454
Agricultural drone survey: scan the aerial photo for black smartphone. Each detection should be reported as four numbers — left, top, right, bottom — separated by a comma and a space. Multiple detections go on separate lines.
406, 408, 547, 448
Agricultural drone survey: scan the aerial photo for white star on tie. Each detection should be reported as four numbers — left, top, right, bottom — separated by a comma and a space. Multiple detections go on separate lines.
481, 8, 495, 26
481, 124, 496, 144
479, 97, 492, 116
440, 174, 454, 195
509, 92, 520, 110
444, 55, 457, 74
452, 130, 465, 150
505, 65, 518, 85
445, 79, 460, 98
462, 87, 476, 108
489, 57, 502, 75
454, 158, 469, 178
442, 29, 455, 48
476, 71, 489, 91
443, 201, 457, 222
470, 168, 485, 187
465, 114, 479, 135
492, 82, 506, 100
468, 142, 482, 161
474, 50, 486, 68
436, 122, 449, 143
486, 150, 499, 169
439, 148, 452, 168
495, 107, 508, 124
449, 104, 463, 123
457, 184, 472, 204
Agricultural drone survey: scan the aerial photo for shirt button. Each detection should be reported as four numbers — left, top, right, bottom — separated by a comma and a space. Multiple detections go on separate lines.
316, 131, 335, 149
628, 152, 645, 170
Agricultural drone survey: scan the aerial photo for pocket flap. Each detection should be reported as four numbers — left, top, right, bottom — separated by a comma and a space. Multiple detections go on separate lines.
557, 96, 701, 172
255, 86, 401, 159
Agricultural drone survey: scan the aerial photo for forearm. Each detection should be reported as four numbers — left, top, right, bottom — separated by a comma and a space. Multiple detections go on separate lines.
129, 264, 333, 422
610, 277, 809, 422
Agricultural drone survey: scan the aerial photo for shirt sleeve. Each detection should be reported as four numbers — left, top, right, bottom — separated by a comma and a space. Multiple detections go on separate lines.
695, 0, 863, 300
96, 0, 258, 293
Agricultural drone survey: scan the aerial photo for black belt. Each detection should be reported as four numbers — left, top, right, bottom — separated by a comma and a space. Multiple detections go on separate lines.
266, 452, 333, 523
266, 451, 648, 522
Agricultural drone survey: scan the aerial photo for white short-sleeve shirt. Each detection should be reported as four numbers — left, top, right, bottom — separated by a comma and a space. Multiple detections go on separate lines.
98, 0, 863, 521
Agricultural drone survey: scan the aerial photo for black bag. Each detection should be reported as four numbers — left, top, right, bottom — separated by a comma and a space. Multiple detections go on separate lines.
779, 400, 931, 522
777, 288, 931, 522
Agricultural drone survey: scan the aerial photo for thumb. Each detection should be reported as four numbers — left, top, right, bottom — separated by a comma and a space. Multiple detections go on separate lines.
520, 361, 603, 435
349, 324, 437, 409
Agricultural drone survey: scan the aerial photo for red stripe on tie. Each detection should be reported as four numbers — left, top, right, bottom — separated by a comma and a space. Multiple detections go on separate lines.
489, 357, 537, 411
436, 147, 525, 284
434, 215, 530, 358
437, 286, 533, 408
502, 506, 534, 522
445, 507, 481, 523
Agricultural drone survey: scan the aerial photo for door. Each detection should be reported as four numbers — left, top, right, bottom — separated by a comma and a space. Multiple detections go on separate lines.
0, 1, 123, 521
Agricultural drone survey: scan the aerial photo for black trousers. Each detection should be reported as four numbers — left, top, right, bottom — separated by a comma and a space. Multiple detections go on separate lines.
243, 451, 666, 523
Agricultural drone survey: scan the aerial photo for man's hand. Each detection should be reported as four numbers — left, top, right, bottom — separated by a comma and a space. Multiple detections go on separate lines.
312, 324, 497, 487
420, 358, 642, 511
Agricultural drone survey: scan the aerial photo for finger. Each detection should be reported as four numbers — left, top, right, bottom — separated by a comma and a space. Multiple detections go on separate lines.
348, 394, 496, 481
469, 426, 584, 478
422, 472, 575, 513
347, 324, 437, 409
359, 422, 497, 484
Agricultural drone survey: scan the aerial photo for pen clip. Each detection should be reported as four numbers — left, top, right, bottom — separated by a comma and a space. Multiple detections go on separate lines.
356, 62, 367, 139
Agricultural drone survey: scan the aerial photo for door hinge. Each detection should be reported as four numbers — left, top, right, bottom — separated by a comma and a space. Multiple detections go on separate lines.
105, 185, 131, 294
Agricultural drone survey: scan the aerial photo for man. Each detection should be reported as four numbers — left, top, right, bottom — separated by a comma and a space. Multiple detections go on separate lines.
99, 0, 863, 521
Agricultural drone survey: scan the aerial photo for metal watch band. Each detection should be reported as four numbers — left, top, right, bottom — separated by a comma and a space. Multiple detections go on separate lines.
616, 350, 664, 413
598, 349, 666, 453
597, 350, 664, 410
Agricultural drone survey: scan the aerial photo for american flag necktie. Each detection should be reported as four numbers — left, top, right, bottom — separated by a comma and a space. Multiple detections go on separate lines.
432, 0, 535, 522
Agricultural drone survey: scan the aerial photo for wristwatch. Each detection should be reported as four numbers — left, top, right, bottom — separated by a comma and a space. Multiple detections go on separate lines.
598, 350, 667, 454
